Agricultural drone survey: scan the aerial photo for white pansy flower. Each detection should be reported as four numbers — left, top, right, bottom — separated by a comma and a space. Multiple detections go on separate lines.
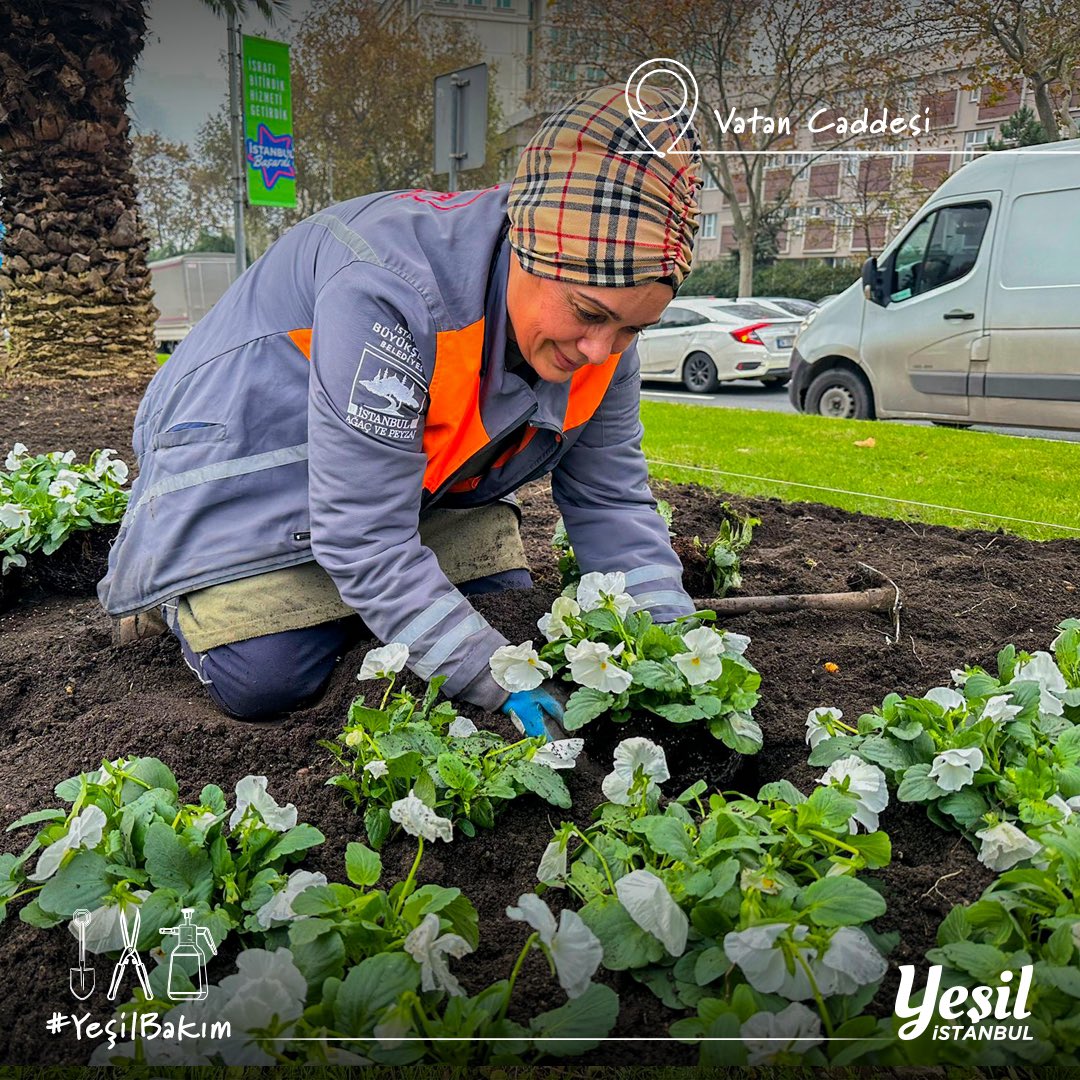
4, 443, 28, 471
741, 1002, 824, 1065
929, 747, 984, 792
2, 552, 26, 572
722, 631, 751, 656
92, 448, 129, 484
229, 775, 298, 833
46, 450, 77, 465
216, 949, 308, 1065
448, 716, 478, 738
724, 923, 817, 1000
975, 821, 1043, 871
950, 668, 971, 686
564, 639, 632, 693
390, 790, 453, 843
489, 641, 553, 692
1047, 793, 1080, 821
815, 926, 887, 995
817, 756, 889, 833
805, 706, 843, 750
47, 469, 82, 503
741, 866, 785, 895
506, 893, 603, 999
576, 571, 634, 618
0, 503, 30, 530
615, 869, 688, 957
537, 595, 581, 642
531, 738, 584, 771
363, 759, 390, 779
69, 890, 151, 954
536, 840, 568, 886
981, 694, 1023, 726
925, 686, 965, 712
1015, 651, 1068, 716
674, 626, 725, 685
358, 642, 409, 681
255, 870, 329, 928
601, 737, 670, 805
404, 912, 474, 996
29, 804, 108, 881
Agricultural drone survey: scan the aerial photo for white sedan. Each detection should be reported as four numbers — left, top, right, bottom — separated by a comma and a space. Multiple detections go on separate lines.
637, 298, 803, 392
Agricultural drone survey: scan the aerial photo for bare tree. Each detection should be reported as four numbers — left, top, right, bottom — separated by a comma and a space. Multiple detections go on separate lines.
533, 0, 914, 295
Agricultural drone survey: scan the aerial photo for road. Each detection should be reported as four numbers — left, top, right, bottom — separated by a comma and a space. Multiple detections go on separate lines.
641, 381, 1080, 444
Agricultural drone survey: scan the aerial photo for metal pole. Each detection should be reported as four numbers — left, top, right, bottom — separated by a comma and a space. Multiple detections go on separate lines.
448, 75, 462, 193
227, 14, 248, 274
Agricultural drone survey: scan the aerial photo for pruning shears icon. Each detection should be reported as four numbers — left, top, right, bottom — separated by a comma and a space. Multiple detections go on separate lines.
107, 907, 152, 1001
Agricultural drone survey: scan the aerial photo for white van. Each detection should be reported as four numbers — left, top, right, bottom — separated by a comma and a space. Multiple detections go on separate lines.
789, 139, 1080, 429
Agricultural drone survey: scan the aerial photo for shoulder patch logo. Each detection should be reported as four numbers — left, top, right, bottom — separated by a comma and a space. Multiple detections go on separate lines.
346, 347, 427, 444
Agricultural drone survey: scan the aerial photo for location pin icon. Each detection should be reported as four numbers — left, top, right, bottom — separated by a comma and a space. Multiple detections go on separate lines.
624, 58, 699, 156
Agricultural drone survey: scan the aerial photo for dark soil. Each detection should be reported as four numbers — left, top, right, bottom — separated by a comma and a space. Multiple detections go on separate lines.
2, 374, 1077, 1065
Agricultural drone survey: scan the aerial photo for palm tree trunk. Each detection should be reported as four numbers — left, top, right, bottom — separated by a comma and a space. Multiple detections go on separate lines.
0, 1, 158, 378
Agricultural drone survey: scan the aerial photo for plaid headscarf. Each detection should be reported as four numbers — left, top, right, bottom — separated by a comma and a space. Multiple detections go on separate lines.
507, 83, 702, 290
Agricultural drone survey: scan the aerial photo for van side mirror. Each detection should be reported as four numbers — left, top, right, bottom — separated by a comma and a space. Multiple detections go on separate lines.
861, 257, 886, 306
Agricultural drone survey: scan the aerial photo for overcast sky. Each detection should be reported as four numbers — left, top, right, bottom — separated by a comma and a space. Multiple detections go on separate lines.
128, 0, 315, 145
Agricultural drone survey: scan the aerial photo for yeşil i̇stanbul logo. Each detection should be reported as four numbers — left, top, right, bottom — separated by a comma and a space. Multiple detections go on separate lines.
894, 963, 1034, 1043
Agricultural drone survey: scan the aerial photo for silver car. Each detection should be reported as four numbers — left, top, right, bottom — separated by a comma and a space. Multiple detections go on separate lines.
637, 299, 802, 392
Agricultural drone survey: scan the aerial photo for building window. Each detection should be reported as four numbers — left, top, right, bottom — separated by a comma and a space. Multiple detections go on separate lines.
496, 0, 513, 7
785, 153, 809, 168
701, 213, 717, 239
466, 0, 484, 6
843, 156, 859, 178
702, 171, 718, 190
962, 129, 991, 162
969, 87, 981, 104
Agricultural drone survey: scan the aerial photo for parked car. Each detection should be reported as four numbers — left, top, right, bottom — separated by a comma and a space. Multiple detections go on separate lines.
737, 295, 820, 319
790, 138, 1080, 428
637, 298, 802, 392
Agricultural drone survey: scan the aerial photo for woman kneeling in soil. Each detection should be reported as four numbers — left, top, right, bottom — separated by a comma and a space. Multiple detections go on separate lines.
99, 84, 703, 735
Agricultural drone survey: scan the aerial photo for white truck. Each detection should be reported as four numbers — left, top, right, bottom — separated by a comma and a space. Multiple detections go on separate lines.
150, 252, 238, 352
790, 139, 1080, 430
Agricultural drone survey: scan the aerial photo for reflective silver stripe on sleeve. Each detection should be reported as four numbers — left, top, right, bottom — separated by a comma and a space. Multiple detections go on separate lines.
624, 563, 677, 588
134, 443, 309, 511
630, 590, 693, 613
395, 591, 468, 650
412, 612, 490, 680
305, 212, 382, 267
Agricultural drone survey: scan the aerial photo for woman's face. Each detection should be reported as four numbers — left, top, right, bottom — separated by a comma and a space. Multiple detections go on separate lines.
505, 252, 673, 383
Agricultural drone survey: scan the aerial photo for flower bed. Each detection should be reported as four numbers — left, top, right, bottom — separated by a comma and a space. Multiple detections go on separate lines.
1, 374, 1080, 1066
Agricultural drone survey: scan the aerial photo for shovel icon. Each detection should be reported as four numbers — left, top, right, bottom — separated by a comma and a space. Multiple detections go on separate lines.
70, 908, 95, 1000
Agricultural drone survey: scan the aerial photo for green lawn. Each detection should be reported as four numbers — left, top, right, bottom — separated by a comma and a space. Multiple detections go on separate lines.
640, 402, 1080, 541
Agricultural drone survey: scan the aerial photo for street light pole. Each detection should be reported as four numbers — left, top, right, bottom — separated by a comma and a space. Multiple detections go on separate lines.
227, 13, 248, 275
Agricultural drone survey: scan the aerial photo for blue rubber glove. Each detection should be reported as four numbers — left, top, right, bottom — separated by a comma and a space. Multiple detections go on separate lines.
501, 687, 566, 741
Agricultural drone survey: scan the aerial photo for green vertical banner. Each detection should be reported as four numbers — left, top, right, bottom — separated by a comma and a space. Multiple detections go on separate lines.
242, 35, 297, 208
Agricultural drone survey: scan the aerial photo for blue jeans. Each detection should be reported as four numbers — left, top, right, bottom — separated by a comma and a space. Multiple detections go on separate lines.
170, 568, 532, 720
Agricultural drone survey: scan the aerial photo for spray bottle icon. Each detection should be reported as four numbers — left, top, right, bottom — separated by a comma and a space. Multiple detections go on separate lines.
160, 909, 217, 1000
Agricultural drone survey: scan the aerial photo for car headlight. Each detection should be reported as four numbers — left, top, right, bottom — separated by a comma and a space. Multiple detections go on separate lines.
799, 307, 821, 333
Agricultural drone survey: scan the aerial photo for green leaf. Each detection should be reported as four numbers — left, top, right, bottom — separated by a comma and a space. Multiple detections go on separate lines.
143, 821, 213, 903
199, 784, 227, 815
436, 753, 479, 795
845, 830, 892, 868
757, 779, 806, 805
633, 816, 694, 863
896, 763, 944, 803
629, 660, 685, 693
120, 758, 179, 803
800, 785, 858, 831
938, 941, 1010, 983
335, 953, 419, 1033
344, 842, 382, 887
364, 806, 391, 851
289, 924, 346, 989
265, 823, 325, 864
807, 735, 865, 767
19, 899, 63, 928
412, 770, 437, 808
529, 982, 619, 1054
38, 851, 113, 916
654, 702, 706, 725
857, 734, 926, 773
798, 876, 887, 927
5, 809, 64, 832
563, 687, 613, 729
676, 780, 708, 804
1039, 963, 1080, 998
509, 762, 571, 809
693, 945, 729, 987
938, 787, 990, 829
578, 895, 666, 970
